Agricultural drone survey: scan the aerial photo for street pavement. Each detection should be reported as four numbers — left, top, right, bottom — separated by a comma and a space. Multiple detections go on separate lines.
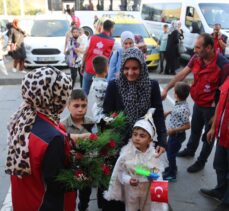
0, 59, 220, 211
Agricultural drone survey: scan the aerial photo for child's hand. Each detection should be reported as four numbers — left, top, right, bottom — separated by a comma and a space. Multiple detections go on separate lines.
130, 178, 139, 186
70, 133, 91, 143
80, 133, 91, 139
167, 128, 175, 136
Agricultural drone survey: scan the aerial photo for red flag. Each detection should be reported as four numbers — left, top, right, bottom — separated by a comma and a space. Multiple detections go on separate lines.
150, 180, 168, 203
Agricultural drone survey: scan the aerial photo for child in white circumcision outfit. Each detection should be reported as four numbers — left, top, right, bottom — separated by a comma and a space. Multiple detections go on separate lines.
104, 108, 164, 211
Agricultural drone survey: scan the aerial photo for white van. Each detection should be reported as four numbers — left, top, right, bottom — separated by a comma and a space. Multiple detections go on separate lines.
140, 0, 229, 60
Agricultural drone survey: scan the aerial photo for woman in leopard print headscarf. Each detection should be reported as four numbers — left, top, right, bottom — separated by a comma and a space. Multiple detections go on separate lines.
5, 66, 74, 211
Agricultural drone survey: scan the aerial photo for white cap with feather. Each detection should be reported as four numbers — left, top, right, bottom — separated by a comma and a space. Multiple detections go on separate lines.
133, 108, 156, 139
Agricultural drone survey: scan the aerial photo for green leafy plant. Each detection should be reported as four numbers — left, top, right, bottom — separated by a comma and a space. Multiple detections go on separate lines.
57, 112, 127, 190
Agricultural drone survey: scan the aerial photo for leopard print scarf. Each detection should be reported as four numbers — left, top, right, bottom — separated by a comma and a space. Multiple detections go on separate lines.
5, 66, 72, 176
116, 47, 151, 129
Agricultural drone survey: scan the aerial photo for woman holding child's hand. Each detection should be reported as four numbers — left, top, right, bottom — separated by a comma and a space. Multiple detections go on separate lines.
102, 48, 167, 211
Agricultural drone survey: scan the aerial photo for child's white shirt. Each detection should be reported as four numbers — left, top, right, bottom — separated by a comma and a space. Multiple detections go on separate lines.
89, 77, 108, 123
118, 142, 162, 185
104, 141, 163, 201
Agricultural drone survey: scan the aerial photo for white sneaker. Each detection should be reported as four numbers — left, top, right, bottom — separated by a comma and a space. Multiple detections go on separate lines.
21, 70, 27, 74
12, 68, 17, 72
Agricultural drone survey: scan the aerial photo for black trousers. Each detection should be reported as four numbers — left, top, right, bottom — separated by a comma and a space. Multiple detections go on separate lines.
70, 67, 83, 88
185, 104, 215, 165
213, 144, 229, 204
164, 55, 177, 74
159, 51, 166, 72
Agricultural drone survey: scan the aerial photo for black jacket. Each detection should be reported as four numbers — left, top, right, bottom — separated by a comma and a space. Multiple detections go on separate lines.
103, 79, 167, 148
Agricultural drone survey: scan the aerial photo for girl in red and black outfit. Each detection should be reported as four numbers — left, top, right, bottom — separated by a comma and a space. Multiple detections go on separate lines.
8, 19, 26, 73
5, 66, 75, 211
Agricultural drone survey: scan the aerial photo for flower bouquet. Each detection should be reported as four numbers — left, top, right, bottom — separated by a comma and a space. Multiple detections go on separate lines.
57, 112, 127, 190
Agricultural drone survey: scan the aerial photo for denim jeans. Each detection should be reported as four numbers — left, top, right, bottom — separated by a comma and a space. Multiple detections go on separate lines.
82, 71, 94, 95
213, 144, 229, 204
167, 132, 186, 175
185, 103, 215, 165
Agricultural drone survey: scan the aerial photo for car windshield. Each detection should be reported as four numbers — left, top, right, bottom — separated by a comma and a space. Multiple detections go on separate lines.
113, 23, 150, 38
30, 20, 69, 37
199, 3, 229, 29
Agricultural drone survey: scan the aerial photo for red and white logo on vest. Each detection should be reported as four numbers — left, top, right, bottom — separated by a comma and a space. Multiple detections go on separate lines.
204, 84, 211, 93
93, 41, 104, 55
151, 180, 168, 203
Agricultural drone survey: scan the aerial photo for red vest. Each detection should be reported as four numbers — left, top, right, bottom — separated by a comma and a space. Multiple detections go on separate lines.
190, 53, 221, 107
11, 113, 76, 211
85, 33, 114, 74
211, 33, 227, 55
215, 77, 229, 148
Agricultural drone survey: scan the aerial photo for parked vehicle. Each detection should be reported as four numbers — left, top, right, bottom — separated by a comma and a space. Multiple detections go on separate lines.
47, 0, 141, 36
140, 0, 229, 60
24, 15, 70, 67
97, 14, 160, 69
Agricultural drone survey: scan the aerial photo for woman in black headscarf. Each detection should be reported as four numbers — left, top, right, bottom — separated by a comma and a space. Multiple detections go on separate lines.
164, 20, 180, 75
102, 47, 166, 211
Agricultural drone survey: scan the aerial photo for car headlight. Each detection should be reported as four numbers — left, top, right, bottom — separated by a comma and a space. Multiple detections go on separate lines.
25, 45, 32, 51
146, 45, 158, 55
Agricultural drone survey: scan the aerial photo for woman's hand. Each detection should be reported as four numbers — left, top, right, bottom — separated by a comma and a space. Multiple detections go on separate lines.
155, 146, 165, 158
130, 178, 139, 186
161, 89, 168, 101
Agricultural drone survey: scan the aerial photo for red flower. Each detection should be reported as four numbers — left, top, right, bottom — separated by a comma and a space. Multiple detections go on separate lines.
108, 140, 116, 149
101, 164, 111, 176
74, 169, 83, 177
111, 112, 118, 118
89, 133, 98, 141
75, 152, 83, 160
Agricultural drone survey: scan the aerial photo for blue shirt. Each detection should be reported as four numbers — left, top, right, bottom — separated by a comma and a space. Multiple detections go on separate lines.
107, 48, 123, 81
159, 32, 169, 52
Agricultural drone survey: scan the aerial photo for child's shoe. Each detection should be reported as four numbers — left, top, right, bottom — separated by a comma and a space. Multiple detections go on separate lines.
163, 172, 177, 182
162, 166, 170, 176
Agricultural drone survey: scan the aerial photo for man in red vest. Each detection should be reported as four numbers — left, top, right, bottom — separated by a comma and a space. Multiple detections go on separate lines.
200, 74, 229, 211
211, 23, 228, 55
81, 20, 115, 95
161, 33, 229, 173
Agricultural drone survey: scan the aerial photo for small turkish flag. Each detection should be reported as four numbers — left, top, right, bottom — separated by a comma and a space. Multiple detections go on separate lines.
150, 180, 168, 203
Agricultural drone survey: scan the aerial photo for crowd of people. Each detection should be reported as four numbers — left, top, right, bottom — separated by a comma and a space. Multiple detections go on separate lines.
1, 11, 229, 211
